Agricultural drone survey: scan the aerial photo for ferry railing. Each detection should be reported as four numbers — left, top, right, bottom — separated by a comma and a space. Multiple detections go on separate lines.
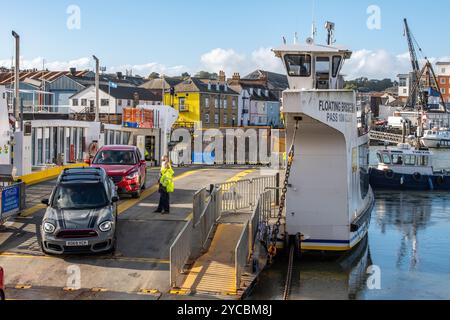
235, 221, 250, 292
169, 219, 193, 288
194, 187, 222, 251
193, 188, 208, 226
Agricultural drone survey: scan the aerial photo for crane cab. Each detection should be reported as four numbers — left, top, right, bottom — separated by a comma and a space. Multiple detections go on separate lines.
273, 42, 352, 91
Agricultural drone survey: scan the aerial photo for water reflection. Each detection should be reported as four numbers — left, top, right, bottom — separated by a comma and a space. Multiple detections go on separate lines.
248, 190, 450, 300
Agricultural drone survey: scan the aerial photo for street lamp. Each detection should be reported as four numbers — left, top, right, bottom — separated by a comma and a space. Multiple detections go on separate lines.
12, 31, 21, 131
93, 55, 100, 122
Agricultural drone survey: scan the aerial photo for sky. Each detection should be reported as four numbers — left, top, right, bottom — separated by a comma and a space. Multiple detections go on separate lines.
1, 0, 450, 80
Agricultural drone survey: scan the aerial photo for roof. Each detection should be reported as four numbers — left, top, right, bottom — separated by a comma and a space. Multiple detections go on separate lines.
71, 85, 159, 101
436, 62, 450, 65
175, 77, 239, 95
273, 43, 352, 58
99, 145, 137, 151
0, 70, 91, 85
240, 84, 279, 101
242, 70, 289, 91
140, 77, 184, 90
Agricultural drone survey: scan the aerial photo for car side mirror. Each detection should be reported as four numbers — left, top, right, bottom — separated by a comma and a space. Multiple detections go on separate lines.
41, 199, 50, 206
140, 160, 146, 165
111, 196, 119, 203
84, 159, 91, 165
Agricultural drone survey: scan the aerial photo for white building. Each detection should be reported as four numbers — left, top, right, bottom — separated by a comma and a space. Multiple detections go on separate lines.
69, 85, 161, 115
397, 73, 411, 102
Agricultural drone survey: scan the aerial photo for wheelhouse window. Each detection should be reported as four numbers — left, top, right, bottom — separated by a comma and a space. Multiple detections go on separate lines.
418, 156, 429, 166
391, 154, 404, 165
284, 54, 311, 77
382, 153, 391, 164
404, 155, 416, 166
332, 56, 342, 77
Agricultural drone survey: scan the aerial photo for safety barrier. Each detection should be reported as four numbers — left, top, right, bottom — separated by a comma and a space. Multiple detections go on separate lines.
169, 219, 194, 288
235, 221, 250, 291
0, 182, 26, 222
193, 188, 208, 226
194, 187, 222, 251
216, 174, 278, 213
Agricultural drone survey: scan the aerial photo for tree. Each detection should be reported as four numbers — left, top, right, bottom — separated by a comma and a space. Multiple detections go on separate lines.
148, 72, 160, 79
181, 72, 191, 79
194, 71, 218, 80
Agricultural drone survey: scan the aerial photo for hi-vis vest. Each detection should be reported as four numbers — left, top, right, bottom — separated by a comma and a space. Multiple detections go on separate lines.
160, 167, 175, 193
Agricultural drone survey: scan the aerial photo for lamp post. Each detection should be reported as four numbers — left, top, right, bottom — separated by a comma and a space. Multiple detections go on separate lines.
93, 55, 100, 122
12, 31, 21, 131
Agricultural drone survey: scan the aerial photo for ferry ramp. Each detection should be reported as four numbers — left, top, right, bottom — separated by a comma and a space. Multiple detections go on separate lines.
171, 172, 279, 299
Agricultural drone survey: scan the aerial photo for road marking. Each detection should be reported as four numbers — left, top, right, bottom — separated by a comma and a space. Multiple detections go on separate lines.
20, 204, 46, 218
169, 289, 189, 295
0, 251, 170, 265
15, 284, 32, 289
225, 169, 255, 183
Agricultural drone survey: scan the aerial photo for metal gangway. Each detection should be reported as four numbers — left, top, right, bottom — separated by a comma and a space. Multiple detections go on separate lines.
169, 174, 279, 297
369, 130, 405, 144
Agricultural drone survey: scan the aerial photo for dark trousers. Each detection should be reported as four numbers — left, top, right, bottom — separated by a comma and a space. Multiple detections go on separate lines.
157, 187, 170, 213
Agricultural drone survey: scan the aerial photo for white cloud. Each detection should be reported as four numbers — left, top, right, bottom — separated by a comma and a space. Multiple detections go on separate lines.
200, 48, 246, 75
251, 47, 284, 73
0, 56, 92, 71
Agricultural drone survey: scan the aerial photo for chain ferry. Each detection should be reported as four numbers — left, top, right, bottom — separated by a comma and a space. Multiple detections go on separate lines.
273, 24, 375, 253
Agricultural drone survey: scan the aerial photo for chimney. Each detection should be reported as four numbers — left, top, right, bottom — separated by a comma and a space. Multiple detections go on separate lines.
117, 72, 123, 80
70, 67, 77, 76
219, 70, 226, 83
232, 72, 241, 81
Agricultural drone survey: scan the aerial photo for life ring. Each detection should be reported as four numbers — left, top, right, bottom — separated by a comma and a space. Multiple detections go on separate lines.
436, 175, 445, 186
384, 170, 395, 179
413, 172, 422, 182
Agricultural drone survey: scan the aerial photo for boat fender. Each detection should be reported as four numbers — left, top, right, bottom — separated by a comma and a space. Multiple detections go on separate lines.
436, 175, 445, 186
385, 170, 395, 179
413, 172, 422, 182
400, 176, 405, 185
428, 177, 434, 191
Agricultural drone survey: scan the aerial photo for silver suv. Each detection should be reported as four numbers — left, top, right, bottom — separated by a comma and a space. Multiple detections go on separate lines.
40, 167, 119, 255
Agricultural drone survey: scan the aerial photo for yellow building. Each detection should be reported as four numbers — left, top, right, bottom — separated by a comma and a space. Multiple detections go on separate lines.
164, 77, 239, 129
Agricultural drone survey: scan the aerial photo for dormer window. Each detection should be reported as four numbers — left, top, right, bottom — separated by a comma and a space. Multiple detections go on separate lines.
284, 54, 311, 77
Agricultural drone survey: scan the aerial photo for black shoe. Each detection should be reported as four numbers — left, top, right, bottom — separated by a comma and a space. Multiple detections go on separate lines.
162, 211, 170, 215
154, 210, 162, 213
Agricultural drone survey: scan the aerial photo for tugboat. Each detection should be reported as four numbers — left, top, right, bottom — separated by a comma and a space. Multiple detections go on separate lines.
421, 128, 450, 149
273, 23, 375, 252
369, 144, 450, 190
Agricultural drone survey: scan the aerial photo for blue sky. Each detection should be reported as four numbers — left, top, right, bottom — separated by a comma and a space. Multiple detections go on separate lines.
1, 0, 449, 79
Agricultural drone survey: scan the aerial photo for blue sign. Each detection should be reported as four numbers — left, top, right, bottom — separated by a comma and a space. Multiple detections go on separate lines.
1, 185, 20, 215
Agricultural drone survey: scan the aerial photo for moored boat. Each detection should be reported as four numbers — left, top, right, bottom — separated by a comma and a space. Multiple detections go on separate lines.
369, 144, 450, 190
421, 128, 450, 149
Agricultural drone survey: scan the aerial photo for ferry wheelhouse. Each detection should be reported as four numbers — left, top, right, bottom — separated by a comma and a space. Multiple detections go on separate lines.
274, 35, 375, 252
370, 144, 450, 190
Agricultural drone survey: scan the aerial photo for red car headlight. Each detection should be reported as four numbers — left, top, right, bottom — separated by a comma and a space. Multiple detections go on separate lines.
125, 170, 139, 180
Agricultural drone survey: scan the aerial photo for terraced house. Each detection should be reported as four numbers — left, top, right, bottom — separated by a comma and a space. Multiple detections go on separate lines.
164, 75, 239, 129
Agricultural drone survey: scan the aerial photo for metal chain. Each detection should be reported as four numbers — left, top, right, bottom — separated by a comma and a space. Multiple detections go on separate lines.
268, 120, 299, 262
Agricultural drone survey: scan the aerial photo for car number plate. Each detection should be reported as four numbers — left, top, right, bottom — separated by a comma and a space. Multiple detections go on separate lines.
65, 240, 89, 247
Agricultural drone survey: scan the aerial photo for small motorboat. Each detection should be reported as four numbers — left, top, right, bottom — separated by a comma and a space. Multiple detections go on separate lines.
421, 128, 450, 149
369, 144, 450, 191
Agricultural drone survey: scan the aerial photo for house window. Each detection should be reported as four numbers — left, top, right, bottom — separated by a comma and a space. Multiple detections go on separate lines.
179, 97, 186, 111
72, 99, 79, 106
101, 99, 110, 106
118, 99, 122, 106
441, 78, 446, 85
403, 89, 407, 94
128, 100, 132, 106
215, 97, 219, 109
214, 114, 219, 124
205, 97, 210, 107
223, 115, 228, 124
442, 68, 446, 74
232, 98, 236, 108
204, 114, 210, 124
81, 99, 87, 107
223, 99, 228, 109
441, 88, 446, 94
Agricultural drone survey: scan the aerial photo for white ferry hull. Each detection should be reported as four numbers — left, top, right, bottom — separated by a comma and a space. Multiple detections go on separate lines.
421, 138, 450, 149
283, 90, 374, 252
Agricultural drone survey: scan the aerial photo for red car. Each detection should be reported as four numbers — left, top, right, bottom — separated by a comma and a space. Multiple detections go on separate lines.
90, 145, 147, 198
0, 267, 5, 300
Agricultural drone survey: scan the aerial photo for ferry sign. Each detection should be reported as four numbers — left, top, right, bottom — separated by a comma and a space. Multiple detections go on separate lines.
318, 100, 355, 123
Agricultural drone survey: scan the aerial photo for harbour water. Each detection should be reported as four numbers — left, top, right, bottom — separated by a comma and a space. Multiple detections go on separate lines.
248, 148, 450, 300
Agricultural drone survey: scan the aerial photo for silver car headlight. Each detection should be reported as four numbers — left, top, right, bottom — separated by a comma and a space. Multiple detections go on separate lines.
43, 222, 56, 234
99, 221, 113, 232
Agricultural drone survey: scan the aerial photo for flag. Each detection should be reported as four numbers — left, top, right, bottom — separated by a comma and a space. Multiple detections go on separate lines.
109, 81, 118, 89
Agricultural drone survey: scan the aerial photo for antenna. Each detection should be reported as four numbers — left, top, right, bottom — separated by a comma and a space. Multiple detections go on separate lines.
294, 32, 299, 44
311, 0, 317, 40
282, 36, 287, 45
325, 21, 335, 45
